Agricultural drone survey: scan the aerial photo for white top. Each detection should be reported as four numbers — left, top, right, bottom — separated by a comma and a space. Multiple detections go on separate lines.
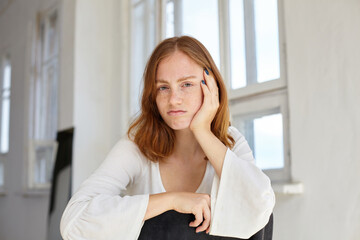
60, 126, 275, 239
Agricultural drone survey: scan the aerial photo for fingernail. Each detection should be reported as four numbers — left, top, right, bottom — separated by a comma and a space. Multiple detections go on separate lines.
201, 80, 206, 85
204, 68, 209, 75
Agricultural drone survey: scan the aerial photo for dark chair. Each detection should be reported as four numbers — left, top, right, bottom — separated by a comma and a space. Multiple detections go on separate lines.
138, 210, 273, 240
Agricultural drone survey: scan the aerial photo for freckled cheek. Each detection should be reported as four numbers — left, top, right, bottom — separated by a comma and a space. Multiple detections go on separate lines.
155, 96, 166, 114
194, 96, 203, 111
182, 85, 201, 95
183, 88, 203, 111
156, 91, 169, 100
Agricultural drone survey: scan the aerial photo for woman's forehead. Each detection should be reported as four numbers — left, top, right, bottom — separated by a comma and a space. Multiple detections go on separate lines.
156, 51, 201, 80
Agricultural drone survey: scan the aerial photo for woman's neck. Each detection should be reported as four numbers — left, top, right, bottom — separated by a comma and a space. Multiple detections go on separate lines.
171, 128, 205, 163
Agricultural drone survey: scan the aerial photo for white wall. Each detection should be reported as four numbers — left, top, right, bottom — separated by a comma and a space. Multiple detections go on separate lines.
274, 0, 360, 239
72, 0, 129, 191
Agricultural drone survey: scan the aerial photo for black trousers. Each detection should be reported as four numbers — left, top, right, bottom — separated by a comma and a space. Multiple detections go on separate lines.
138, 210, 273, 240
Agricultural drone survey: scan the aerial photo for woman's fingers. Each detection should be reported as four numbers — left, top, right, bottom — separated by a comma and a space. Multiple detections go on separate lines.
173, 192, 211, 233
200, 78, 218, 113
203, 68, 219, 98
196, 205, 211, 233
202, 68, 219, 113
186, 194, 211, 233
200, 79, 211, 100
190, 69, 219, 131
189, 209, 203, 227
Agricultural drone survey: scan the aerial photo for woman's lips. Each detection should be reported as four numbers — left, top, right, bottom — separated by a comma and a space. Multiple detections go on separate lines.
167, 110, 186, 116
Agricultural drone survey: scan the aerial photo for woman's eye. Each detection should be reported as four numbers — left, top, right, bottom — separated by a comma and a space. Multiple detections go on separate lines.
183, 83, 193, 87
158, 86, 169, 91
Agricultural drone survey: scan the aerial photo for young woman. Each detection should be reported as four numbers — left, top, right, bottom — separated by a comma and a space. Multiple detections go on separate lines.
60, 36, 275, 239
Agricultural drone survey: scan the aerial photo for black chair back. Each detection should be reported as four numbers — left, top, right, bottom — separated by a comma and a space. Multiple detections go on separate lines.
138, 210, 273, 240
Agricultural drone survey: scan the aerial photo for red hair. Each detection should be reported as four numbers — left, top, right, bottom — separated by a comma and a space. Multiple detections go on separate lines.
128, 36, 234, 162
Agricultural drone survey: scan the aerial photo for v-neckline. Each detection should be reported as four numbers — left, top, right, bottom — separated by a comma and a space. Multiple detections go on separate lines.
157, 161, 209, 193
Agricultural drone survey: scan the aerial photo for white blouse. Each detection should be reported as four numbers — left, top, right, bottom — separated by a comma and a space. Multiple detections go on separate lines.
60, 126, 275, 239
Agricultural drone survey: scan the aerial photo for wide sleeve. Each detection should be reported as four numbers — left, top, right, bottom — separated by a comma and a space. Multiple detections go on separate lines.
60, 139, 150, 240
209, 126, 275, 239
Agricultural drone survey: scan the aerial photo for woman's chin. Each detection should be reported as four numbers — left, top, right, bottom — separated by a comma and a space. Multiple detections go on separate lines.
167, 121, 191, 131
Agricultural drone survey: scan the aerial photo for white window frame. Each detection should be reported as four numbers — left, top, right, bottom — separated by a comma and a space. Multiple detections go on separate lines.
129, 0, 290, 183
27, 6, 60, 190
219, 0, 290, 182
230, 89, 290, 182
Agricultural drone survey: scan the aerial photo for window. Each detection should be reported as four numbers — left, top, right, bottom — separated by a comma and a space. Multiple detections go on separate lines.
130, 0, 290, 182
0, 53, 12, 190
28, 8, 59, 189
166, 0, 220, 67
130, 0, 157, 116
229, 0, 281, 88
227, 0, 289, 182
230, 90, 290, 182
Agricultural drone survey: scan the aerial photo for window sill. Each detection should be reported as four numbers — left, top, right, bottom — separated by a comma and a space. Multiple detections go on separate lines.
272, 181, 304, 195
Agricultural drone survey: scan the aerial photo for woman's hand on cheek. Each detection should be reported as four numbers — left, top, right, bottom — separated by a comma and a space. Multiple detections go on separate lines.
190, 68, 219, 133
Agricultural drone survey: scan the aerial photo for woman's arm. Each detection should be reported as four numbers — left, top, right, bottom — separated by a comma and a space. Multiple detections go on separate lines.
144, 192, 174, 221
145, 192, 212, 234
190, 68, 227, 178
60, 139, 149, 240
190, 69, 275, 238
192, 130, 227, 178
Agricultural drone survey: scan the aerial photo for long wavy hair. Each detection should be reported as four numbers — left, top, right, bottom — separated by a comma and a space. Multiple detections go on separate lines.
128, 36, 234, 162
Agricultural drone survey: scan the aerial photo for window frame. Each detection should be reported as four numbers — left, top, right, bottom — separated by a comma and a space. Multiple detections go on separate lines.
220, 0, 290, 182
229, 89, 290, 182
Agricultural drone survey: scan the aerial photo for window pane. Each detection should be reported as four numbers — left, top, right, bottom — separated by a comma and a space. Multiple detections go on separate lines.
131, 0, 156, 117
166, 0, 175, 38
0, 161, 3, 186
253, 113, 284, 169
1, 98, 10, 153
45, 11, 58, 60
233, 112, 284, 170
1, 61, 11, 154
41, 11, 59, 62
229, 0, 247, 89
254, 0, 280, 83
131, 2, 146, 116
34, 144, 55, 184
42, 61, 57, 140
3, 63, 11, 89
181, 0, 220, 68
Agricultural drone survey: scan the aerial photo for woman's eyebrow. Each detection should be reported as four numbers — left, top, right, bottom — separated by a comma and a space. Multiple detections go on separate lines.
156, 75, 197, 83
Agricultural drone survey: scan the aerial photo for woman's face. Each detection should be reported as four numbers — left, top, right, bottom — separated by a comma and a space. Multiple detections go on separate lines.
155, 51, 204, 130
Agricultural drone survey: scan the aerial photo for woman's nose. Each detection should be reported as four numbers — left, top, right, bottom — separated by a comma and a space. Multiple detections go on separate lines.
169, 89, 182, 105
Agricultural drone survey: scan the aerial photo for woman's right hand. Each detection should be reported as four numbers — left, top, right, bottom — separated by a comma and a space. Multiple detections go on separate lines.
171, 192, 211, 234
